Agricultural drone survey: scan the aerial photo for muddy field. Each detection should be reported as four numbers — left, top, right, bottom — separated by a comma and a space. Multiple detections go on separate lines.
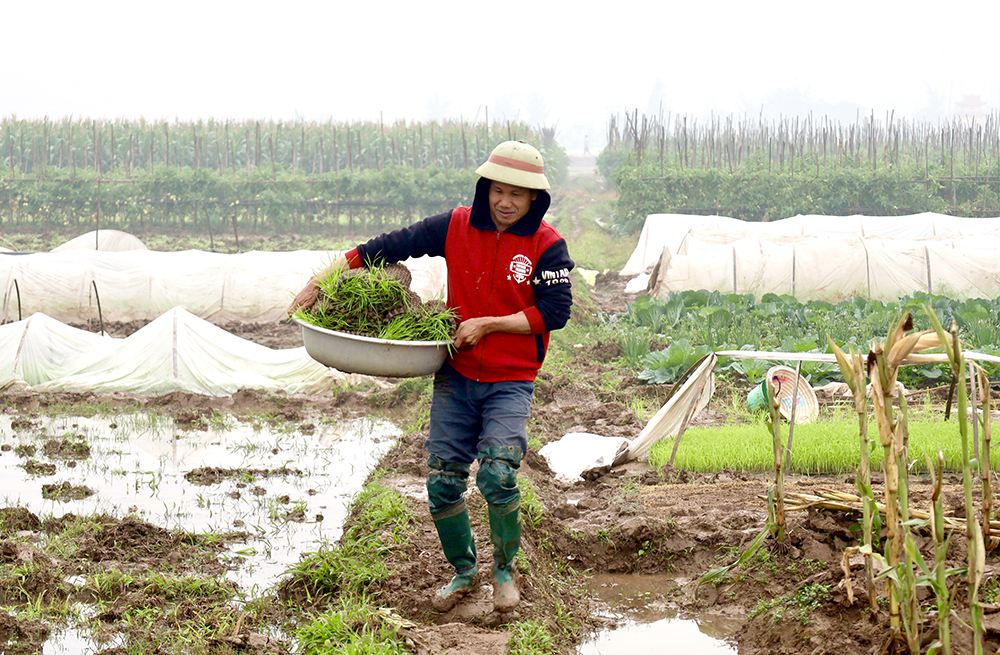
3, 264, 1000, 654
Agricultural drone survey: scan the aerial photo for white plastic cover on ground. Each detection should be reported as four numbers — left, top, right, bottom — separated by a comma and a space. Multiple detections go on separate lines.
649, 234, 1000, 302
539, 433, 630, 484
621, 212, 1000, 277
0, 307, 368, 396
541, 355, 717, 481
0, 250, 447, 324
51, 230, 148, 252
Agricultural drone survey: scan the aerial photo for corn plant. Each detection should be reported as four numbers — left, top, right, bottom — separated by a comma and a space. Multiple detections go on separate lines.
973, 365, 993, 547
866, 311, 945, 651
765, 372, 786, 543
920, 450, 953, 655
894, 391, 921, 653
925, 309, 985, 655
829, 337, 877, 613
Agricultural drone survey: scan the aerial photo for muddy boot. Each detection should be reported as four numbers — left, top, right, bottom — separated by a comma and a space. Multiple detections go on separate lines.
488, 500, 521, 613
431, 502, 478, 612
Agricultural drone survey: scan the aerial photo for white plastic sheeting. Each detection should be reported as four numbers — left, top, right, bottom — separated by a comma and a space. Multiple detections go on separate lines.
648, 234, 1000, 302
539, 433, 630, 484
0, 307, 367, 396
0, 249, 447, 324
621, 212, 1000, 277
51, 230, 148, 252
622, 214, 737, 277
540, 355, 717, 480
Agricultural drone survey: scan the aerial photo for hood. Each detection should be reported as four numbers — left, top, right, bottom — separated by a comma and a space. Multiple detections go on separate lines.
469, 177, 552, 236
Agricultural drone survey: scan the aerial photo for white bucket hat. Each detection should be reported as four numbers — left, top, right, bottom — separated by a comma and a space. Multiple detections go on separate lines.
475, 140, 551, 190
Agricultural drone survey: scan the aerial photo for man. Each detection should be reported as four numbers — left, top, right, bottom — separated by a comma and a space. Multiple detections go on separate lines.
288, 140, 574, 613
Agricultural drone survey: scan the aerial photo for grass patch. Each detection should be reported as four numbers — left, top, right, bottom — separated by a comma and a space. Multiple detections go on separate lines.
507, 619, 557, 655
750, 582, 830, 625
518, 477, 545, 529
543, 318, 621, 376
282, 478, 415, 652
564, 218, 634, 273
295, 597, 408, 655
648, 416, 993, 474
284, 481, 413, 601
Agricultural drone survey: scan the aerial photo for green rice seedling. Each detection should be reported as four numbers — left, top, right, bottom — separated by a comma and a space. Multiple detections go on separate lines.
293, 263, 457, 345
283, 542, 387, 602
646, 420, 1000, 474
142, 572, 235, 602
282, 481, 413, 601
199, 411, 234, 431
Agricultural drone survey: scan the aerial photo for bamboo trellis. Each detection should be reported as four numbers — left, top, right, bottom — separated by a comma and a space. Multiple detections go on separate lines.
607, 110, 1000, 183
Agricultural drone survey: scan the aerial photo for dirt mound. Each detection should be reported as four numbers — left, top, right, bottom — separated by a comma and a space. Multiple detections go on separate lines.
19, 459, 57, 475
82, 516, 181, 563
0, 507, 41, 535
0, 609, 49, 653
185, 466, 304, 485
41, 481, 95, 500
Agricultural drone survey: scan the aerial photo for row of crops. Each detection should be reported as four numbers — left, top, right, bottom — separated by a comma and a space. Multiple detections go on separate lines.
620, 290, 1000, 388
0, 118, 569, 232
0, 166, 479, 233
601, 110, 1000, 233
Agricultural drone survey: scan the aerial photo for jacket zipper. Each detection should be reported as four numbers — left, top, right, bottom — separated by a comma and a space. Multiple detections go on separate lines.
477, 231, 503, 381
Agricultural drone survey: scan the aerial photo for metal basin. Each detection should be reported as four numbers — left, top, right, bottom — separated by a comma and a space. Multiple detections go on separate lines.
297, 319, 450, 378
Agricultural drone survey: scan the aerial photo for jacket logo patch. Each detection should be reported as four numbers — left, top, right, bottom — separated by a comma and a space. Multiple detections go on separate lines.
509, 254, 533, 283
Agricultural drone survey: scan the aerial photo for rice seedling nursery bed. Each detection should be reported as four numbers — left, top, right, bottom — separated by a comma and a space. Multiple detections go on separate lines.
649, 415, 998, 475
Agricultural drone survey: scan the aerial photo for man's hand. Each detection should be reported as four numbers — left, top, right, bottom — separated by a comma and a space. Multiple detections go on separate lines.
453, 312, 531, 348
453, 317, 492, 348
287, 255, 349, 317
287, 275, 322, 316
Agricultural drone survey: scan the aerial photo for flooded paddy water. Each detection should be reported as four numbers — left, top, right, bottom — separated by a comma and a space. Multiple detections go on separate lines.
578, 574, 739, 654
0, 411, 398, 652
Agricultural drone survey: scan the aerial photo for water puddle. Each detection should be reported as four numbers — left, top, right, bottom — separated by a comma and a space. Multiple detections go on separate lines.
0, 411, 397, 594
579, 574, 740, 654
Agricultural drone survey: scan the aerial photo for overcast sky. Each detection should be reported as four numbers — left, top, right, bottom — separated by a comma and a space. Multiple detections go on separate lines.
5, 0, 998, 153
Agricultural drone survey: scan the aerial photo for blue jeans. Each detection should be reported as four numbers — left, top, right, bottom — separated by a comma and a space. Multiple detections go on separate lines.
425, 363, 533, 465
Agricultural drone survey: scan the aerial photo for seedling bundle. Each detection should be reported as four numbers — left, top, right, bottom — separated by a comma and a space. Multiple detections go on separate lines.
293, 263, 457, 344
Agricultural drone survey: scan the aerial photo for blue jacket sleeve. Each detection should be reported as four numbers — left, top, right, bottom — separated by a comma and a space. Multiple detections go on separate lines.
533, 239, 574, 331
355, 211, 450, 265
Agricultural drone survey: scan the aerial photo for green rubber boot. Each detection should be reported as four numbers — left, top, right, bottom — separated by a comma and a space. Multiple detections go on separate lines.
488, 500, 522, 613
431, 501, 478, 612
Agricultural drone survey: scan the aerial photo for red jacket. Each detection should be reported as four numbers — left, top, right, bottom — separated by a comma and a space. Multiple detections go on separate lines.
348, 177, 574, 382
